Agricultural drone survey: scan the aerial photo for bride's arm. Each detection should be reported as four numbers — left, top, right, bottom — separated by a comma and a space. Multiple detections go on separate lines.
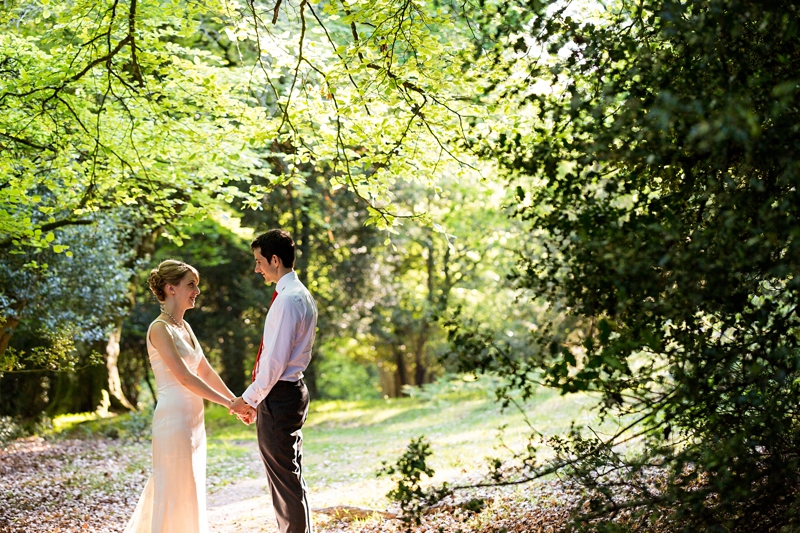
197, 357, 236, 401
185, 322, 236, 401
149, 322, 232, 407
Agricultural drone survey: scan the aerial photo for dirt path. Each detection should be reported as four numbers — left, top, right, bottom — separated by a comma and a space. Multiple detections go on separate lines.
207, 444, 278, 533
0, 436, 573, 533
206, 440, 348, 533
0, 437, 343, 533
209, 477, 278, 533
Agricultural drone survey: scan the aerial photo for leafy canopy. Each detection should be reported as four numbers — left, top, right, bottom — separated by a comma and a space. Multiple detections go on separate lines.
447, 0, 800, 530
0, 0, 485, 253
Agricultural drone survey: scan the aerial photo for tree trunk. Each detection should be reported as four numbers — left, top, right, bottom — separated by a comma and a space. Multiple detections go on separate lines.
0, 316, 20, 363
414, 349, 427, 386
377, 365, 396, 398
411, 233, 435, 386
426, 232, 435, 303
441, 243, 452, 308
296, 181, 318, 398
45, 325, 134, 416
105, 319, 135, 411
394, 347, 410, 396
221, 331, 246, 395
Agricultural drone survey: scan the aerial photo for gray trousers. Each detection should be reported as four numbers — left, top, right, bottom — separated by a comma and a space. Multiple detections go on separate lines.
257, 379, 312, 533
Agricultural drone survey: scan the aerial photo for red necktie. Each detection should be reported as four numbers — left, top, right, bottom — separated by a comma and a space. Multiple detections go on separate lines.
251, 289, 278, 382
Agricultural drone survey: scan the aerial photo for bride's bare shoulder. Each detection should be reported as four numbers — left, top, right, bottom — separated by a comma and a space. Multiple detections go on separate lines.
148, 320, 174, 342
149, 318, 170, 330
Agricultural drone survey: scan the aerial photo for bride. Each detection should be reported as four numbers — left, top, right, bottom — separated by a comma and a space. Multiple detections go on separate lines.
124, 260, 236, 533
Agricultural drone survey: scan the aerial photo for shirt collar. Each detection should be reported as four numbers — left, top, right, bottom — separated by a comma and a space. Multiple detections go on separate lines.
275, 271, 297, 294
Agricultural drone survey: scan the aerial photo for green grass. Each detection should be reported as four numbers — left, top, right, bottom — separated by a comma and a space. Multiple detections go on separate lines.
51, 412, 100, 433
203, 383, 608, 507
46, 380, 616, 508
51, 407, 153, 441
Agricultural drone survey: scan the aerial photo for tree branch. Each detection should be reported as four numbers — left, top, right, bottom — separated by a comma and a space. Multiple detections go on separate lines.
0, 132, 55, 152
0, 219, 95, 250
277, 0, 308, 134
272, 0, 283, 24
41, 35, 133, 108
127, 0, 144, 87
37, 219, 95, 233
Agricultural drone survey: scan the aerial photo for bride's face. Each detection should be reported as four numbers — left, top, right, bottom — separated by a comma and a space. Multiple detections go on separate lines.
168, 273, 201, 309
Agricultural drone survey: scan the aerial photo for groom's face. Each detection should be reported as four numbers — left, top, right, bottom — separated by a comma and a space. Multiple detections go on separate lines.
253, 248, 279, 284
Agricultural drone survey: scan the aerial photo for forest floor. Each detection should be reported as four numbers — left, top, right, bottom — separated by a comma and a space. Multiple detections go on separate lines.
0, 383, 608, 533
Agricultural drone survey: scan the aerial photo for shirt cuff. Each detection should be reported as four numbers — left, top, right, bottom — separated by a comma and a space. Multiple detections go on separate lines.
242, 386, 262, 409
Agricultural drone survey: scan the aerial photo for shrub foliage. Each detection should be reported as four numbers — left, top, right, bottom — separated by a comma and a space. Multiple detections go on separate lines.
446, 0, 800, 530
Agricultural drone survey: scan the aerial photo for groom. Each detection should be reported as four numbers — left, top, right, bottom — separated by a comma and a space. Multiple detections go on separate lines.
229, 229, 318, 533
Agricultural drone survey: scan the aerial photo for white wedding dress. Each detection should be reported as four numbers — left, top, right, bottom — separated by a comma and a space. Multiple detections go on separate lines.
124, 318, 208, 533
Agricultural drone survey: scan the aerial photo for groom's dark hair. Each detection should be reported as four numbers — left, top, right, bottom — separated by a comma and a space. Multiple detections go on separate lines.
251, 229, 295, 268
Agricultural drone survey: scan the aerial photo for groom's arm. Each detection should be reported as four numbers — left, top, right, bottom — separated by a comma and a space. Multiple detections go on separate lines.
241, 297, 300, 408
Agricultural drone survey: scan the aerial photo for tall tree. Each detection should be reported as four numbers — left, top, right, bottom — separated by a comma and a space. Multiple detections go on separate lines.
1, 0, 483, 378
0, 217, 135, 417
447, 0, 800, 530
354, 176, 525, 396
0, 1, 271, 379
239, 171, 385, 397
119, 214, 265, 402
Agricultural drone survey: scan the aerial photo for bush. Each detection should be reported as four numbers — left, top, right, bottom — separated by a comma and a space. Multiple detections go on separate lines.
446, 0, 800, 530
402, 372, 504, 402
0, 414, 53, 446
0, 416, 26, 445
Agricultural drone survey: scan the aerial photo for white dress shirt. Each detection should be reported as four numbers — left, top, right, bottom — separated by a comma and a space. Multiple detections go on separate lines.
242, 271, 318, 408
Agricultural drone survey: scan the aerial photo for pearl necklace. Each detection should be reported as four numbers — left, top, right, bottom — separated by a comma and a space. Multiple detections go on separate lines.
163, 309, 184, 328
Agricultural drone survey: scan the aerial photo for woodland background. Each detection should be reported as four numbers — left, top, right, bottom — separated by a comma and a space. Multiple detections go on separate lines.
2, 0, 800, 531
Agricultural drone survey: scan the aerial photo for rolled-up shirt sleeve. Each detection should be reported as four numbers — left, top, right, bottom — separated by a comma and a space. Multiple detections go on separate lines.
242, 296, 299, 408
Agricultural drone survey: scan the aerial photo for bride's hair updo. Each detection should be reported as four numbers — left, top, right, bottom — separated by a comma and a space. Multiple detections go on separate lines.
147, 260, 200, 303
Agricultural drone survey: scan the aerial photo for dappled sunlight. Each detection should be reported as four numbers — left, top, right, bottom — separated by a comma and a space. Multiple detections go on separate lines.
308, 404, 420, 429
3, 384, 667, 531
202, 390, 644, 509
51, 412, 104, 433
1, 0, 794, 529
207, 478, 277, 533
310, 476, 396, 509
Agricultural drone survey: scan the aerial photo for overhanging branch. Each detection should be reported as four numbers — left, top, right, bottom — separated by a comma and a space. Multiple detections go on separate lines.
0, 219, 95, 250
0, 132, 55, 152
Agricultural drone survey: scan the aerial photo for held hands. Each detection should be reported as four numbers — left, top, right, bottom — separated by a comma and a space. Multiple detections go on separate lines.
229, 397, 257, 425
240, 407, 256, 425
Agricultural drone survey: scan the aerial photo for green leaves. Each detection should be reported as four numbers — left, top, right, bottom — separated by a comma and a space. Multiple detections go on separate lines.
453, 0, 800, 528
379, 436, 448, 527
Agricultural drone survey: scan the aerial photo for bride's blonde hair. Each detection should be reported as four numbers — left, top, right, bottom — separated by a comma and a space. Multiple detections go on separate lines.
147, 260, 199, 303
